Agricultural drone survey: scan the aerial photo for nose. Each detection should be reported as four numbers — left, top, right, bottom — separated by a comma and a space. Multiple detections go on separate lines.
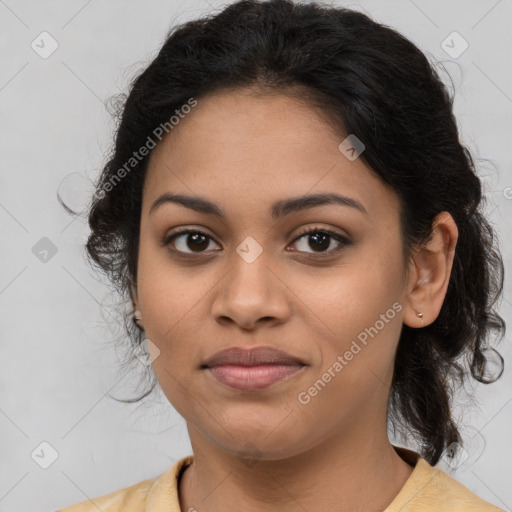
211, 251, 292, 331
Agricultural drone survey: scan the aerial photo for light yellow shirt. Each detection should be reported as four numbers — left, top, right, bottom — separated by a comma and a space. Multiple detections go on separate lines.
57, 446, 504, 511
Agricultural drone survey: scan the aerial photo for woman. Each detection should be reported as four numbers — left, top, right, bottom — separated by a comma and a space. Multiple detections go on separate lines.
58, 0, 506, 510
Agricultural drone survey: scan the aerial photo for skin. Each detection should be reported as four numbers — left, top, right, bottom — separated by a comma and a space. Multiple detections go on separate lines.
132, 86, 458, 512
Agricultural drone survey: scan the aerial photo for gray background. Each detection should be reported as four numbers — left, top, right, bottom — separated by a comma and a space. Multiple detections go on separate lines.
1, 0, 511, 510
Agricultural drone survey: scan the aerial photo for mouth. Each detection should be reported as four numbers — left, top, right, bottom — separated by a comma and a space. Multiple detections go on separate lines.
202, 346, 305, 367
201, 346, 307, 392
206, 364, 305, 391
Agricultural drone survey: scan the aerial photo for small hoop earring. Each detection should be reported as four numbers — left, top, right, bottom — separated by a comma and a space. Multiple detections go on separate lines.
416, 312, 424, 328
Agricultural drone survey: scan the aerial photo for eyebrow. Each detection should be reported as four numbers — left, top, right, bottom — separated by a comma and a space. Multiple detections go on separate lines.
149, 192, 368, 219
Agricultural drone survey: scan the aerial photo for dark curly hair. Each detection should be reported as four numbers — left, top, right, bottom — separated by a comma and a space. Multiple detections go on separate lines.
61, 0, 506, 466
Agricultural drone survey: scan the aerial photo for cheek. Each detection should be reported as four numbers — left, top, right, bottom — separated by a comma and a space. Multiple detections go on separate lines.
294, 307, 402, 431
137, 238, 202, 336
135, 251, 198, 388
139, 279, 207, 420
301, 243, 404, 381
300, 256, 400, 341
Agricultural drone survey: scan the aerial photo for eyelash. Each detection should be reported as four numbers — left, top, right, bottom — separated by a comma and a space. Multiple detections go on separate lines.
161, 226, 352, 259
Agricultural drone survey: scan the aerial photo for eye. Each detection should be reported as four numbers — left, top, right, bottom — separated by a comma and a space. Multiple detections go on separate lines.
290, 227, 352, 257
162, 229, 220, 255
161, 226, 352, 258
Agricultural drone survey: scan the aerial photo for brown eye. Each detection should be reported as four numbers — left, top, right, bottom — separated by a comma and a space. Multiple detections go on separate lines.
163, 230, 220, 254
290, 228, 352, 256
162, 227, 352, 259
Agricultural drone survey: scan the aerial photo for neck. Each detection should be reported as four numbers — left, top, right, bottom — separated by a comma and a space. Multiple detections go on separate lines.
179, 425, 415, 512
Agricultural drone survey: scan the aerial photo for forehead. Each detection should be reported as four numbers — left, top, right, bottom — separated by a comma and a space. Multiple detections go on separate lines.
143, 88, 400, 224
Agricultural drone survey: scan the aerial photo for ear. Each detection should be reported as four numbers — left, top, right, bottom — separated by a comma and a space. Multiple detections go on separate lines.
402, 211, 458, 328
130, 282, 144, 329
131, 283, 140, 311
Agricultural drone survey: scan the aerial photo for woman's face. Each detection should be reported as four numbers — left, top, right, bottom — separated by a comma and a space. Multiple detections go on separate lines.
134, 88, 415, 460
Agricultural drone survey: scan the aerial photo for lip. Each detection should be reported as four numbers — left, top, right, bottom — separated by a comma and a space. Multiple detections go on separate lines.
207, 364, 305, 391
202, 346, 305, 367
202, 346, 307, 392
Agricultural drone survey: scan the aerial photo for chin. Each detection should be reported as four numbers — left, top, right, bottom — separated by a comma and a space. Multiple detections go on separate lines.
206, 420, 317, 462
